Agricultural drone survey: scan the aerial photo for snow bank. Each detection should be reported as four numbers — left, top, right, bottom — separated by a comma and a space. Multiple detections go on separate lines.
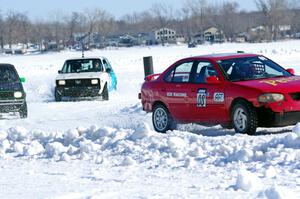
0, 122, 300, 170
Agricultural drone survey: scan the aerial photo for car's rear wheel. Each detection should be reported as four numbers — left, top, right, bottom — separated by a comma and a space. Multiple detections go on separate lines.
19, 102, 27, 118
55, 87, 62, 102
220, 123, 233, 129
102, 84, 109, 101
152, 104, 176, 133
231, 100, 257, 135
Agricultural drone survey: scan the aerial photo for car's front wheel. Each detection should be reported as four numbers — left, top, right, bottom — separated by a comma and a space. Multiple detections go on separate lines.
231, 100, 257, 135
152, 104, 176, 133
101, 84, 109, 101
19, 102, 27, 118
55, 87, 62, 102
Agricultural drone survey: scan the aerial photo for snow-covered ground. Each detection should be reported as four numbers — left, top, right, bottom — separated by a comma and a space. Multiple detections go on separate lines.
1, 41, 300, 198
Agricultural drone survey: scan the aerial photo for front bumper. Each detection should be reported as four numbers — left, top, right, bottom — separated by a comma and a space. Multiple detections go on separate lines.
0, 99, 26, 113
56, 86, 101, 97
258, 107, 300, 127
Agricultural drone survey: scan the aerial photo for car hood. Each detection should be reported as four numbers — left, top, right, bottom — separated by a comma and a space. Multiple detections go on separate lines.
0, 82, 22, 91
56, 72, 103, 80
232, 76, 300, 93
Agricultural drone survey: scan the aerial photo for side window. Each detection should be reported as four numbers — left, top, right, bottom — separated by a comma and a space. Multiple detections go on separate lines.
164, 62, 193, 83
102, 59, 111, 70
193, 61, 219, 83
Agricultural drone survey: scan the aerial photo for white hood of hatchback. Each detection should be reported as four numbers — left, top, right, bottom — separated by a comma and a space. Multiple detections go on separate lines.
56, 72, 104, 80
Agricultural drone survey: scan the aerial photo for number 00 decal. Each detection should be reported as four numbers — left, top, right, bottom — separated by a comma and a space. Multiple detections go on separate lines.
197, 89, 207, 107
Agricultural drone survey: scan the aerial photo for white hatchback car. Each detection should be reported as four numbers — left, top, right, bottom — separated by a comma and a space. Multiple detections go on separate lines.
55, 57, 117, 101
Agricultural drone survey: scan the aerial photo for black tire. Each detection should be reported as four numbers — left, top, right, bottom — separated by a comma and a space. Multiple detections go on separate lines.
55, 87, 62, 102
152, 104, 177, 133
231, 100, 258, 135
220, 123, 233, 129
19, 102, 27, 118
102, 84, 109, 101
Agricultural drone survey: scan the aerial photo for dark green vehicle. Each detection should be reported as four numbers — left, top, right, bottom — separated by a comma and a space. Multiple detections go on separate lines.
0, 64, 27, 118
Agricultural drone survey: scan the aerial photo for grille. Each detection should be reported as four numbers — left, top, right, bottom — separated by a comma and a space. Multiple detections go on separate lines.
58, 79, 99, 87
0, 91, 14, 100
290, 92, 300, 101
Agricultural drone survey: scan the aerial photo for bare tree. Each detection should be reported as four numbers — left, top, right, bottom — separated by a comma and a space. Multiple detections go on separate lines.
0, 12, 4, 49
150, 3, 174, 46
217, 2, 239, 41
255, 0, 291, 40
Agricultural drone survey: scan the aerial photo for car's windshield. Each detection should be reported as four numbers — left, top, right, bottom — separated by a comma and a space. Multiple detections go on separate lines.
61, 59, 103, 73
0, 66, 18, 83
218, 56, 291, 81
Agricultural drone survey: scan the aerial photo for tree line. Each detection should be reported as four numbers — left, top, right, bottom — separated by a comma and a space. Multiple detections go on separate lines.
0, 0, 300, 50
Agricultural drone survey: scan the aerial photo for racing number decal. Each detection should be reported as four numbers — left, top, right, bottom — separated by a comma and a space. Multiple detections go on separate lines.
213, 92, 224, 102
197, 89, 207, 107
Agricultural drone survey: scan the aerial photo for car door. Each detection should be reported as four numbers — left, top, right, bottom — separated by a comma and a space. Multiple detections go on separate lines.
160, 60, 194, 121
188, 60, 226, 123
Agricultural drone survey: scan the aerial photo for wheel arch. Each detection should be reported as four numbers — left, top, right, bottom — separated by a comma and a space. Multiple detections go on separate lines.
230, 97, 254, 113
152, 100, 168, 112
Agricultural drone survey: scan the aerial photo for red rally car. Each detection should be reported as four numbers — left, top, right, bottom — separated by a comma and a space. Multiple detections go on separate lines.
140, 53, 300, 135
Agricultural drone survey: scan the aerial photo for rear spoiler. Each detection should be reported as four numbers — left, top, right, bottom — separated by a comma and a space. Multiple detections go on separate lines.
144, 73, 161, 82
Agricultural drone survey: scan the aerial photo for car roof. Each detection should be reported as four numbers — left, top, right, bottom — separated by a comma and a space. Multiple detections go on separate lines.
65, 57, 107, 61
191, 53, 258, 61
0, 63, 15, 67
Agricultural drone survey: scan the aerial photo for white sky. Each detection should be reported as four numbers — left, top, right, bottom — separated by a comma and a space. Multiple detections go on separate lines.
0, 0, 256, 20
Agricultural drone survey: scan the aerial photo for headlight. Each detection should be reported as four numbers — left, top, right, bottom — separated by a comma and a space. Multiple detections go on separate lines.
58, 80, 66, 85
91, 79, 98, 85
14, 91, 23, 98
258, 93, 285, 103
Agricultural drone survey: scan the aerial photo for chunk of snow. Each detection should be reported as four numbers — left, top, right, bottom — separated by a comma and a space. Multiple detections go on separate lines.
7, 127, 28, 141
264, 185, 295, 199
264, 166, 277, 178
122, 157, 136, 166
13, 142, 24, 155
292, 123, 300, 136
235, 168, 263, 192
0, 131, 7, 141
45, 142, 68, 158
184, 157, 196, 168
130, 122, 152, 140
63, 129, 80, 142
60, 153, 71, 162
167, 137, 186, 150
23, 140, 45, 156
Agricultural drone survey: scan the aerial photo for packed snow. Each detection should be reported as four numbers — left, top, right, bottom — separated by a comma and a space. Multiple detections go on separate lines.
1, 41, 300, 198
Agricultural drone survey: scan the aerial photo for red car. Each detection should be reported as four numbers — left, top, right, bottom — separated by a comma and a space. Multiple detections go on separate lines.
140, 53, 299, 135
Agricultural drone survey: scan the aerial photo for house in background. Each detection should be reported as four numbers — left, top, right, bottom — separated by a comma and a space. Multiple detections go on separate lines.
192, 27, 225, 44
150, 27, 177, 44
203, 27, 225, 43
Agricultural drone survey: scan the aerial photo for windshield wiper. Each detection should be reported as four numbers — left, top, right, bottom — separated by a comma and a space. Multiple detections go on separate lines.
231, 78, 252, 82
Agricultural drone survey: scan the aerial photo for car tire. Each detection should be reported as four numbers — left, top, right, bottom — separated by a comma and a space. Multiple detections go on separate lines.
152, 104, 177, 133
55, 87, 62, 102
102, 84, 109, 101
220, 123, 233, 129
231, 100, 257, 135
19, 102, 27, 118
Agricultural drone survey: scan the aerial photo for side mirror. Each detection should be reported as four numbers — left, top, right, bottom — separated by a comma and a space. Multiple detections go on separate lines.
206, 76, 221, 84
20, 77, 26, 83
106, 68, 112, 73
286, 68, 295, 75
58, 70, 62, 74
